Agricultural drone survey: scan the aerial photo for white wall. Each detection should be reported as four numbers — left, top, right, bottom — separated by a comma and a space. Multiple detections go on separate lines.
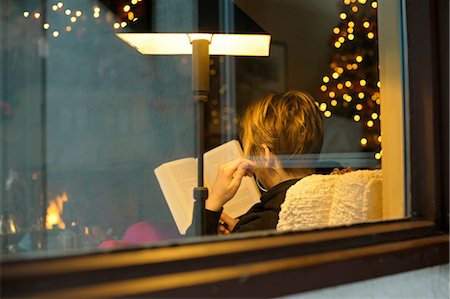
282, 264, 449, 299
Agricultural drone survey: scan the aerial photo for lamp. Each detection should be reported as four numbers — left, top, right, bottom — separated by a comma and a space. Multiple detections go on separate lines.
116, 0, 271, 235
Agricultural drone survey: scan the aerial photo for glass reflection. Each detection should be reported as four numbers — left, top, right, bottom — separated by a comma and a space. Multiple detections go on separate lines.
0, 0, 405, 259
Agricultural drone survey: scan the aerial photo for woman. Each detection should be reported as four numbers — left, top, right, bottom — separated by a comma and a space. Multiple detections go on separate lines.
205, 90, 324, 234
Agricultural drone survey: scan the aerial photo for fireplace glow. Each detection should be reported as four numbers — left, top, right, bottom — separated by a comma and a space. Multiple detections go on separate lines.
45, 192, 68, 230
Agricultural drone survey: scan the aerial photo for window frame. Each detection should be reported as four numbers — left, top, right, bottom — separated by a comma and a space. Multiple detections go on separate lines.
1, 0, 448, 297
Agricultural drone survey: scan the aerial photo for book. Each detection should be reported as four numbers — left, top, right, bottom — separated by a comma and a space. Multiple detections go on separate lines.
154, 140, 261, 235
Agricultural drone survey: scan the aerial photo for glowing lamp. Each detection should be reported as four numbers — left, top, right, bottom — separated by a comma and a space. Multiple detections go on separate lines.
116, 0, 271, 235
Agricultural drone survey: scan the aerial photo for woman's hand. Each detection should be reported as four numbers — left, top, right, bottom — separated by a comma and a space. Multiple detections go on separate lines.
206, 158, 256, 212
218, 212, 239, 234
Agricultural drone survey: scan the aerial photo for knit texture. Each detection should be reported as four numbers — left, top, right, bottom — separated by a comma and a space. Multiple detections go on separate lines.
276, 170, 382, 231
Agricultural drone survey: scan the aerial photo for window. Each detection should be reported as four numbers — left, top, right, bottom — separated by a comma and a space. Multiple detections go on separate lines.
1, 0, 448, 297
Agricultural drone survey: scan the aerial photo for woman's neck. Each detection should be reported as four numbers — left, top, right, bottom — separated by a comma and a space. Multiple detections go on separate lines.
261, 168, 314, 190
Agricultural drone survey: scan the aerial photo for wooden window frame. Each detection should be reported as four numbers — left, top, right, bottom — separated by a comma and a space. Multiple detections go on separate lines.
1, 0, 448, 297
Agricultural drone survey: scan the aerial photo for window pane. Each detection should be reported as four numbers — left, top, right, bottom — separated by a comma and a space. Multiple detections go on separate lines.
0, 0, 408, 259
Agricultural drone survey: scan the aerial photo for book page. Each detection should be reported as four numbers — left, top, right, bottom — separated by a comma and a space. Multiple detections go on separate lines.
204, 140, 260, 218
154, 158, 196, 234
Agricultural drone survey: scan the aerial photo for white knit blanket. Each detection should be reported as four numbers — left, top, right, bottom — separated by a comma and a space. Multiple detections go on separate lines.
277, 169, 382, 231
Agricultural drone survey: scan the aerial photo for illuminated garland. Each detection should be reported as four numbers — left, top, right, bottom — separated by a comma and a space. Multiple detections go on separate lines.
22, 1, 143, 38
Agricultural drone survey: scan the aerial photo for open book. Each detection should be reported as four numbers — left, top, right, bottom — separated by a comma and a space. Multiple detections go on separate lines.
154, 140, 261, 234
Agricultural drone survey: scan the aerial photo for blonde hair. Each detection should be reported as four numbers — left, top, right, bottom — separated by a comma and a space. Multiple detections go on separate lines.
240, 91, 323, 171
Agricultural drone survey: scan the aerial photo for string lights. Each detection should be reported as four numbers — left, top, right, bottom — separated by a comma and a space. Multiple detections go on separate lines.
22, 1, 143, 38
316, 0, 381, 158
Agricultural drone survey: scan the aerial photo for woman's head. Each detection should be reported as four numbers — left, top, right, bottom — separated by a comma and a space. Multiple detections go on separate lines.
240, 91, 323, 172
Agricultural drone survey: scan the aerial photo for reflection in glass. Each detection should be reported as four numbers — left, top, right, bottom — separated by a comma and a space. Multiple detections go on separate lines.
0, 0, 407, 259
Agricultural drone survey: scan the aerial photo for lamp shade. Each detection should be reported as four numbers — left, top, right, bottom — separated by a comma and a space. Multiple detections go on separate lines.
115, 0, 271, 56
116, 33, 270, 56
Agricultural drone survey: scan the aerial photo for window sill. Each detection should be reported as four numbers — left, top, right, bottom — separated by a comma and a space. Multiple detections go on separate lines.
2, 219, 448, 298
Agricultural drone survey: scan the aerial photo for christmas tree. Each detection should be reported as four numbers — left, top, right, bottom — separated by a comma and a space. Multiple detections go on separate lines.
315, 0, 381, 160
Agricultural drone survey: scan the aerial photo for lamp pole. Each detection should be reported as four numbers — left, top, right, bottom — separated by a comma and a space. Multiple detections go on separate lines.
191, 39, 210, 235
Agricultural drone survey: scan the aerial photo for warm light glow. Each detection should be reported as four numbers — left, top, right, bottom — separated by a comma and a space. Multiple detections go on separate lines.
320, 103, 327, 111
337, 67, 344, 74
124, 5, 131, 12
338, 36, 345, 43
65, 9, 71, 15
375, 152, 382, 160
70, 16, 77, 22
76, 10, 82, 17
113, 23, 120, 29
53, 31, 59, 37
329, 91, 336, 98
367, 120, 374, 127
43, 23, 50, 30
332, 72, 339, 79
356, 104, 363, 110
352, 63, 358, 70
371, 112, 378, 119
52, 5, 58, 11
353, 115, 361, 122
57, 2, 63, 8
331, 100, 338, 106
340, 13, 347, 20
378, 136, 382, 142
372, 1, 378, 8
348, 21, 355, 27
321, 85, 327, 92
356, 55, 363, 62
333, 27, 340, 34
348, 34, 355, 40
23, 11, 30, 18
128, 12, 134, 20
347, 27, 354, 33
94, 12, 100, 18
361, 138, 368, 145
358, 0, 367, 3
352, 6, 358, 12
376, 98, 381, 105
45, 192, 68, 230
121, 21, 127, 28
344, 0, 351, 5
346, 64, 353, 70
334, 41, 342, 48
363, 21, 370, 28
66, 26, 72, 32
367, 32, 375, 39
360, 79, 367, 86
345, 81, 352, 87
377, 81, 381, 88
337, 83, 344, 89
324, 110, 332, 118
116, 33, 271, 56
34, 12, 40, 19
323, 76, 330, 83
358, 92, 365, 99
94, 7, 100, 13
132, 0, 138, 4
344, 94, 352, 102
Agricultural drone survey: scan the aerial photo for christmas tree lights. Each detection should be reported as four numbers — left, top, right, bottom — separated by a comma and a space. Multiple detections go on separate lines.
316, 0, 381, 159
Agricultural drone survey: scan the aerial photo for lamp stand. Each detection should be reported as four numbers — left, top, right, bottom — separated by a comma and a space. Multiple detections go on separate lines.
192, 39, 210, 236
